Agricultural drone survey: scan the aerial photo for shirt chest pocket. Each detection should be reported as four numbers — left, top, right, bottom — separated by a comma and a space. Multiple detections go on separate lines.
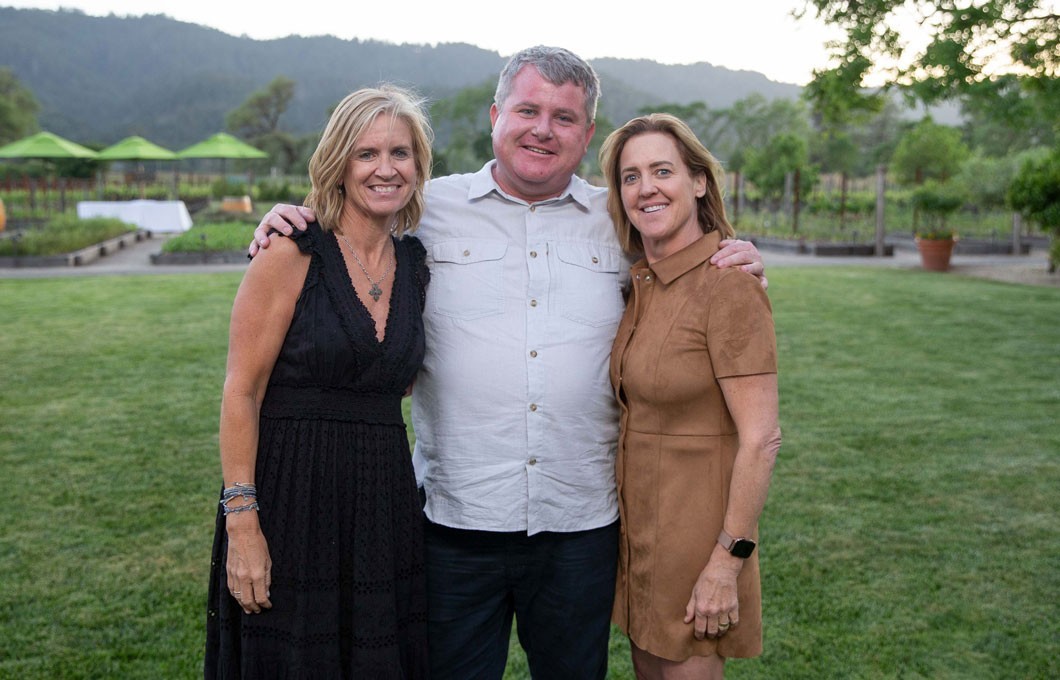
552, 242, 626, 328
427, 239, 508, 320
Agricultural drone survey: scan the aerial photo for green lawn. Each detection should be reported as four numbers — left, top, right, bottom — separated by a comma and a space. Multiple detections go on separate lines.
1, 268, 1056, 678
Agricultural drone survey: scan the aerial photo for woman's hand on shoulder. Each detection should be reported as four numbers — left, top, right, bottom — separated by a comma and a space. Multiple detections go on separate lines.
712, 238, 767, 290
248, 204, 316, 256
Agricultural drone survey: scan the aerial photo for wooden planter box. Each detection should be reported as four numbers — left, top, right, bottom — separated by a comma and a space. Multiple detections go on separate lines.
0, 230, 146, 268
752, 236, 893, 257
150, 250, 248, 265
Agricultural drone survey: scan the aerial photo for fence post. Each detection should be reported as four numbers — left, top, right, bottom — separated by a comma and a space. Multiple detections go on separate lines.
736, 172, 745, 224
875, 164, 886, 257
783, 172, 793, 226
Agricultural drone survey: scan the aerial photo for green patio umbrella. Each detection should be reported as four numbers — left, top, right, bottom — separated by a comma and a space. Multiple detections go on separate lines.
97, 136, 178, 198
177, 132, 268, 193
0, 130, 98, 159
96, 135, 177, 161
0, 131, 98, 213
176, 132, 267, 161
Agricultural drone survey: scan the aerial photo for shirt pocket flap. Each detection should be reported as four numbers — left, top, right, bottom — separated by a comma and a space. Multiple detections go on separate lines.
432, 239, 508, 265
555, 242, 623, 273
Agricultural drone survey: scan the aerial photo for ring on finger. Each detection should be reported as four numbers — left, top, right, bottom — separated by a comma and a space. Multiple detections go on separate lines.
231, 590, 242, 597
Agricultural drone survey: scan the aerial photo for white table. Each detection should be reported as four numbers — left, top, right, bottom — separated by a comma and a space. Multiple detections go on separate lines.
77, 200, 193, 233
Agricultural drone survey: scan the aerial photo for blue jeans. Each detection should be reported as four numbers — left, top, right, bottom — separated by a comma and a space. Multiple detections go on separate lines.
423, 518, 619, 680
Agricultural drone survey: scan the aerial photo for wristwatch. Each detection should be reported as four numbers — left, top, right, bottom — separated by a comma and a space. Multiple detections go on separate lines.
718, 529, 756, 558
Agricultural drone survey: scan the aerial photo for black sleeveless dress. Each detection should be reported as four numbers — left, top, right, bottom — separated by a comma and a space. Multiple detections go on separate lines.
205, 223, 430, 679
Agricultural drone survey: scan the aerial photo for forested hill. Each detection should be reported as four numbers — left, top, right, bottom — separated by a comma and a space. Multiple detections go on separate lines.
0, 6, 802, 147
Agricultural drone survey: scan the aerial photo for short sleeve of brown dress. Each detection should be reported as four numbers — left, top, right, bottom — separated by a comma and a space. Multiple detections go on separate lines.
609, 230, 777, 662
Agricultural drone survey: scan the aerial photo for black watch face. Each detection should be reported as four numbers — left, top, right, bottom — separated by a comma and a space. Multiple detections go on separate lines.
732, 539, 756, 558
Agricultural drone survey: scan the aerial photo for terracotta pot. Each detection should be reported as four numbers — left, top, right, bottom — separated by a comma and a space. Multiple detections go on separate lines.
0, 197, 6, 233
916, 237, 956, 272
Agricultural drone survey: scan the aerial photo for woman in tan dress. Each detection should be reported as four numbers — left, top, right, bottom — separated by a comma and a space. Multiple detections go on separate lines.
599, 114, 781, 679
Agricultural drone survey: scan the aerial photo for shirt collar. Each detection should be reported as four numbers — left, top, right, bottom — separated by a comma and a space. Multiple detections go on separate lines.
643, 230, 723, 285
467, 160, 593, 210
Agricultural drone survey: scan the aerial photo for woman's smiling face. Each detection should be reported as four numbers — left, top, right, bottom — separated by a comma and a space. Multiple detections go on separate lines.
619, 131, 707, 261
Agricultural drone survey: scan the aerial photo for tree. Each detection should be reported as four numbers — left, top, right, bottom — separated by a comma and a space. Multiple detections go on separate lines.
707, 95, 812, 224
430, 81, 495, 175
805, 66, 884, 229
584, 112, 616, 180
636, 101, 728, 151
227, 76, 295, 140
956, 150, 1035, 210
892, 117, 970, 233
744, 133, 812, 205
1008, 146, 1060, 232
850, 98, 914, 176
891, 118, 969, 185
226, 76, 297, 170
811, 129, 860, 228
711, 94, 812, 168
0, 68, 40, 144
961, 75, 1057, 154
799, 1, 1059, 148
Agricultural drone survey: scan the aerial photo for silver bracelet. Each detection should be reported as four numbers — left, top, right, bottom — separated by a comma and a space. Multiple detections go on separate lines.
222, 501, 260, 516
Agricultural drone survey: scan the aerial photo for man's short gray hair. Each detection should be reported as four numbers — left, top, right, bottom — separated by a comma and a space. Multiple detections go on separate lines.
494, 46, 600, 123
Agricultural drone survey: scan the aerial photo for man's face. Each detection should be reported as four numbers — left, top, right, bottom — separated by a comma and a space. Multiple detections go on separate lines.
489, 66, 596, 203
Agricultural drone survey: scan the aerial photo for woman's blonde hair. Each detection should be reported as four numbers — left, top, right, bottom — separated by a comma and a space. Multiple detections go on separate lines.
598, 113, 734, 256
305, 85, 433, 235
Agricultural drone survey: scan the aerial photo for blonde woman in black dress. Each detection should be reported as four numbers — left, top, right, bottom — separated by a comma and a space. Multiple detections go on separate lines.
205, 85, 433, 679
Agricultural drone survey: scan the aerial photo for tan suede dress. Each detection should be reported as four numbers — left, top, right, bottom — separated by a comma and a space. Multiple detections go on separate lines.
609, 231, 777, 661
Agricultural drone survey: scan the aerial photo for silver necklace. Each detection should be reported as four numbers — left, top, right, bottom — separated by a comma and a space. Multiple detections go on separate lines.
338, 234, 394, 303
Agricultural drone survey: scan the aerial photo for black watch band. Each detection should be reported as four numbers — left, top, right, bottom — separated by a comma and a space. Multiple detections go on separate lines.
718, 529, 756, 558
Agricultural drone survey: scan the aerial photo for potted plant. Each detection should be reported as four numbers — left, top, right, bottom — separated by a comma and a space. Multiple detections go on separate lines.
911, 180, 965, 271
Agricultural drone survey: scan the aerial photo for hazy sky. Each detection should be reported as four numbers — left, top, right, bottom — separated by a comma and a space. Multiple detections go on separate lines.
8, 0, 844, 85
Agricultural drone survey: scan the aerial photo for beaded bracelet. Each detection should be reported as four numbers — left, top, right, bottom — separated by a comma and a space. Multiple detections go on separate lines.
222, 501, 260, 516
220, 482, 258, 515
221, 482, 257, 502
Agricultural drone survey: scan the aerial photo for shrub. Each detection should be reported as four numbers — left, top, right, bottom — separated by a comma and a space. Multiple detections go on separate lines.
0, 216, 134, 256
210, 178, 248, 199
255, 179, 308, 203
1008, 147, 1060, 236
912, 181, 967, 239
161, 222, 258, 253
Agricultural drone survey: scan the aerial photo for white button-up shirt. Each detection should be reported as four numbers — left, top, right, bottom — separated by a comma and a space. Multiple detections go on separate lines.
411, 161, 632, 534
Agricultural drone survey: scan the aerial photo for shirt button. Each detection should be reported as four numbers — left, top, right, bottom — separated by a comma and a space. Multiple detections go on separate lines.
530, 205, 537, 212
645, 274, 652, 281
463, 249, 470, 257
530, 350, 538, 358
530, 250, 537, 258
528, 458, 537, 466
529, 403, 538, 412
530, 299, 538, 307
592, 256, 599, 264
